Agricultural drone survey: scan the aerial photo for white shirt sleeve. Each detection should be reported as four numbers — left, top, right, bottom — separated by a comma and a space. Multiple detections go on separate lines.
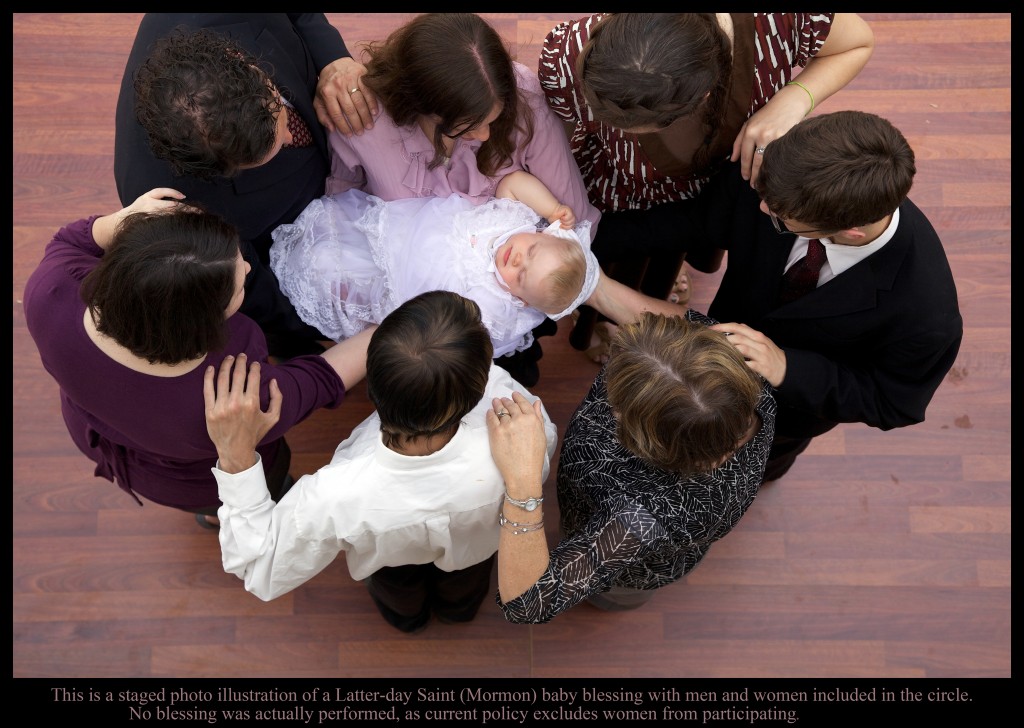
214, 455, 343, 601
482, 363, 558, 479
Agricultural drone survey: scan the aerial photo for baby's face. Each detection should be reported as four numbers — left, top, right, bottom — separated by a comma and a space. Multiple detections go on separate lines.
494, 232, 569, 309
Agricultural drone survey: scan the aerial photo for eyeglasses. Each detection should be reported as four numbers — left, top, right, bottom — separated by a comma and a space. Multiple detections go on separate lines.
768, 210, 824, 237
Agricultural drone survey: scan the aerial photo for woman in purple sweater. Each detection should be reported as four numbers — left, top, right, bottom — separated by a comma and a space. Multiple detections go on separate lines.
22, 188, 373, 529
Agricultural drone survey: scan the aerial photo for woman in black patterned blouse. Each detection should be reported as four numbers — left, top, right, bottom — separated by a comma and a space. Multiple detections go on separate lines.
486, 310, 776, 623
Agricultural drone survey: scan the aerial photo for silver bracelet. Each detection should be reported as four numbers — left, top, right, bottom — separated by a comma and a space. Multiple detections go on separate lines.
499, 512, 545, 535
504, 491, 544, 512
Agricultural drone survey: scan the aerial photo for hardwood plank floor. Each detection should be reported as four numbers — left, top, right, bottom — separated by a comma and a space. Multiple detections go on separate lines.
13, 12, 1010, 696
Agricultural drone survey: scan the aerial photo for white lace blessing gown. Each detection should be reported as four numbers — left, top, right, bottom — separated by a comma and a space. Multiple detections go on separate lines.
270, 190, 548, 358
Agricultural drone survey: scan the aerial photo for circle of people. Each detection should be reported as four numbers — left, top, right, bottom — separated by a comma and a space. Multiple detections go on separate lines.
24, 13, 962, 632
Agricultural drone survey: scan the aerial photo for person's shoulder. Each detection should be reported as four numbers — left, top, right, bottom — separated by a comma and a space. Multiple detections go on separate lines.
513, 62, 543, 95
543, 13, 602, 43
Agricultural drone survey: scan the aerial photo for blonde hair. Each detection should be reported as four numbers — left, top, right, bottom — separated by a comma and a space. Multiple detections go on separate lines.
605, 312, 761, 475
537, 236, 586, 315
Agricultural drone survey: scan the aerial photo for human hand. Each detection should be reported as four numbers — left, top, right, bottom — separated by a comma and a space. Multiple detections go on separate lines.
730, 94, 808, 186
549, 203, 576, 229
315, 57, 379, 136
126, 187, 186, 214
203, 353, 282, 474
93, 188, 186, 248
710, 322, 787, 387
486, 392, 548, 498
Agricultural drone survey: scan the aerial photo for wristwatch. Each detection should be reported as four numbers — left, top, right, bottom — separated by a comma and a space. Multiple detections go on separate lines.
504, 492, 544, 511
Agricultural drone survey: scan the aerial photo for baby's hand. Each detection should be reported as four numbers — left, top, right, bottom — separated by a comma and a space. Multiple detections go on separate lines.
549, 203, 576, 229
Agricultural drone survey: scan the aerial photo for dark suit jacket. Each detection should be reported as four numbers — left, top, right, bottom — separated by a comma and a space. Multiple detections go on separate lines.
115, 13, 347, 255
113, 15, 350, 347
707, 163, 963, 440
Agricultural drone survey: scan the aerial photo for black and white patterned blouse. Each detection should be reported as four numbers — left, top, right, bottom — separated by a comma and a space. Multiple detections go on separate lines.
498, 310, 776, 623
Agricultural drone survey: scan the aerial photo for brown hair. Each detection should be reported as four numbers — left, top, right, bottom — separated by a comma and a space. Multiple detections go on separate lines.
535, 236, 586, 315
367, 290, 494, 449
362, 13, 532, 176
605, 312, 761, 476
756, 110, 916, 231
133, 28, 281, 180
578, 13, 732, 174
80, 207, 240, 364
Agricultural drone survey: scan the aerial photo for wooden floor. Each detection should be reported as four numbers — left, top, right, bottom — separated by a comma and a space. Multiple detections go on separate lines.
13, 13, 1010, 681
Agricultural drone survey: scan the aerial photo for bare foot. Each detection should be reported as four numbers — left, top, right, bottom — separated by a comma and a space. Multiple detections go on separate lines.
669, 266, 691, 306
584, 321, 618, 365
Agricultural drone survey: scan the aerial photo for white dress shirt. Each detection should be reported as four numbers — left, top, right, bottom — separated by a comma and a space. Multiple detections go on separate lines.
783, 207, 900, 286
214, 364, 557, 601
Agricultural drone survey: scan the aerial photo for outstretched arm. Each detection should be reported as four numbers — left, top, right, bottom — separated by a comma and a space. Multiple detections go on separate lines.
204, 353, 342, 600
584, 271, 686, 325
319, 325, 376, 392
496, 170, 575, 229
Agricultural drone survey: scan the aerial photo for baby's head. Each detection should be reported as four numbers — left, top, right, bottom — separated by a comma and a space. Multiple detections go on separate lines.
493, 231, 586, 316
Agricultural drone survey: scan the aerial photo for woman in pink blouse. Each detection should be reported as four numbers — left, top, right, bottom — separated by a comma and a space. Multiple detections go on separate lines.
326, 13, 600, 386
538, 13, 874, 361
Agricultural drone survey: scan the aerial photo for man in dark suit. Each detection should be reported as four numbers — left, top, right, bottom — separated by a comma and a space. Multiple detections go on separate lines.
707, 110, 963, 481
114, 14, 377, 358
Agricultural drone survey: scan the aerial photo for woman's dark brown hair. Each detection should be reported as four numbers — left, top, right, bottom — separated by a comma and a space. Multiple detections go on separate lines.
362, 13, 533, 176
80, 207, 241, 364
578, 13, 732, 175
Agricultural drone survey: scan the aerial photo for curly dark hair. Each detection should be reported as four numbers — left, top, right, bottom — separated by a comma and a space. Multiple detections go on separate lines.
133, 28, 282, 180
362, 13, 532, 177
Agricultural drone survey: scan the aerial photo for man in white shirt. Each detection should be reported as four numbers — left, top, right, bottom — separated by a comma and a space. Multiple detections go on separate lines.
204, 290, 557, 632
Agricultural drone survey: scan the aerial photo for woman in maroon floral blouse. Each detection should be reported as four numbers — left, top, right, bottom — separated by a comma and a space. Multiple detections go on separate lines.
539, 13, 874, 359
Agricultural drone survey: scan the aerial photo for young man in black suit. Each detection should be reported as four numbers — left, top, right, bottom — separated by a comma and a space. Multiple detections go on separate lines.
708, 110, 963, 481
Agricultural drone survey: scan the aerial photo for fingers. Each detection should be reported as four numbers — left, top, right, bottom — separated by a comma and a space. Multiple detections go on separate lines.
216, 355, 236, 403
710, 322, 746, 335
312, 97, 337, 135
492, 392, 541, 419
317, 59, 377, 137
233, 353, 251, 396
144, 187, 185, 201
210, 353, 258, 403
510, 391, 533, 413
266, 378, 283, 424
749, 143, 767, 186
203, 364, 216, 414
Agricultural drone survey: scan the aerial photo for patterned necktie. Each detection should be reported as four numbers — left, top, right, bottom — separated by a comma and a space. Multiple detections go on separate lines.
284, 106, 313, 148
778, 238, 826, 304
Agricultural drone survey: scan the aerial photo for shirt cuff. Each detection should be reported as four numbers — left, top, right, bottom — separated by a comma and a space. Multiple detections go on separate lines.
211, 453, 270, 506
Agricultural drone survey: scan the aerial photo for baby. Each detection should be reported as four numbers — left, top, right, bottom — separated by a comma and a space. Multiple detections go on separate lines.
270, 171, 600, 358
